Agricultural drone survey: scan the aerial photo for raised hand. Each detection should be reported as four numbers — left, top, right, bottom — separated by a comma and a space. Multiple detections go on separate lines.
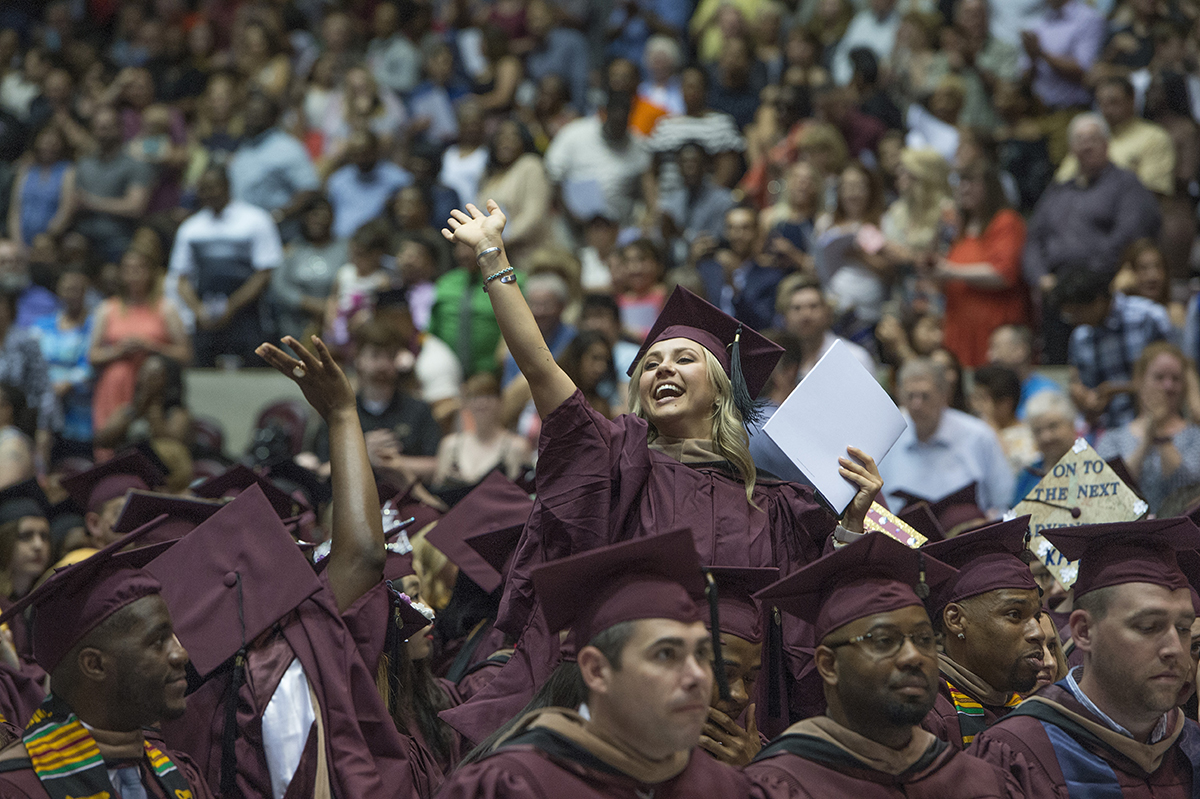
699, 704, 760, 766
441, 201, 508, 255
256, 335, 356, 421
839, 445, 884, 533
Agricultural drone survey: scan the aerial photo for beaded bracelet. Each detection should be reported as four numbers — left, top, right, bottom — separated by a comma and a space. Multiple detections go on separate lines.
482, 265, 516, 292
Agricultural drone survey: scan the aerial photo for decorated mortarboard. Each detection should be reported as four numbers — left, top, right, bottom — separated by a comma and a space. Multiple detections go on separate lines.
392, 586, 435, 641
532, 528, 706, 647
864, 503, 929, 547
423, 471, 533, 594
894, 483, 986, 538
111, 490, 225, 546
191, 463, 299, 519
382, 485, 443, 537
0, 506, 177, 671
143, 484, 323, 678
267, 459, 332, 508
629, 286, 783, 426
0, 478, 50, 526
1037, 517, 1200, 599
922, 515, 1037, 609
703, 566, 779, 644
755, 532, 958, 642
60, 450, 166, 514
1011, 438, 1146, 590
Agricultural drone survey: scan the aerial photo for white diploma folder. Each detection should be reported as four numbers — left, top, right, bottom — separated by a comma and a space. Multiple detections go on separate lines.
763, 339, 907, 516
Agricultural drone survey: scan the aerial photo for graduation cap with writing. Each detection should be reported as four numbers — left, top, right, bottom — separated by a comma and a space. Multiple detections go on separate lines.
1013, 437, 1146, 589
755, 531, 958, 642
1037, 517, 1200, 599
894, 483, 986, 538
60, 450, 166, 514
629, 286, 784, 426
0, 478, 50, 526
111, 490, 225, 546
703, 566, 779, 644
423, 471, 533, 594
191, 463, 300, 520
0, 506, 177, 671
922, 515, 1037, 611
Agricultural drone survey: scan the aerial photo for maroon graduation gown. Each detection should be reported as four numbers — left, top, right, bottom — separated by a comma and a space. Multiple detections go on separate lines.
456, 652, 511, 702
0, 663, 43, 729
0, 735, 215, 799
442, 391, 837, 743
438, 726, 751, 798
745, 731, 1021, 798
971, 683, 1196, 799
921, 675, 1015, 750
161, 578, 418, 799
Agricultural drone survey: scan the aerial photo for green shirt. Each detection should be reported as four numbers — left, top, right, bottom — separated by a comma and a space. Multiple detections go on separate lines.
428, 267, 519, 377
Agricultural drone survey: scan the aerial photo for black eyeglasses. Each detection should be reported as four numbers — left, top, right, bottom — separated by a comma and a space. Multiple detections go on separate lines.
826, 628, 938, 658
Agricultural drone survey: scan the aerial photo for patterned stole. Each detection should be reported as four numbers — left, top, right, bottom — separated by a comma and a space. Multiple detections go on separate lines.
23, 694, 195, 799
946, 681, 1020, 747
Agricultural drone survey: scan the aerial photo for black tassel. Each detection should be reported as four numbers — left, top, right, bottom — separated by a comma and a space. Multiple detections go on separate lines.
729, 325, 765, 429
766, 606, 783, 719
915, 552, 930, 599
384, 581, 403, 715
220, 573, 247, 797
705, 572, 731, 702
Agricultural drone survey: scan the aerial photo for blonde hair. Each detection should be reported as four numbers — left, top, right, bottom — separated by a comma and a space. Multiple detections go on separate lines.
628, 347, 759, 504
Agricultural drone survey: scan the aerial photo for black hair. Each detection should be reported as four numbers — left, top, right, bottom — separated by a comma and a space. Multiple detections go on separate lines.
848, 47, 878, 85
433, 569, 501, 651
972, 364, 1022, 406
1053, 266, 1112, 307
581, 293, 620, 321
0, 382, 34, 439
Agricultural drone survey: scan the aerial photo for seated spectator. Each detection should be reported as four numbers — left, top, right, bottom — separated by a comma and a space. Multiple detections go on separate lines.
933, 160, 1029, 368
1096, 342, 1200, 514
1058, 266, 1173, 432
365, 1, 420, 97
326, 129, 412, 241
325, 219, 396, 352
921, 0, 1019, 130
0, 284, 55, 465
577, 292, 641, 387
812, 161, 889, 327
707, 36, 764, 130
0, 383, 34, 489
429, 242, 507, 377
73, 106, 152, 263
395, 232, 443, 332
880, 148, 952, 267
647, 66, 745, 198
1057, 77, 1175, 196
187, 72, 244, 183
879, 357, 1013, 516
993, 79, 1054, 213
637, 35, 685, 125
544, 91, 651, 227
903, 75, 966, 163
831, 0, 900, 87
519, 74, 579, 153
435, 373, 532, 489
370, 291, 461, 431
1024, 113, 1162, 364
310, 319, 441, 483
761, 160, 821, 269
271, 195, 348, 342
507, 329, 621, 443
439, 100, 489, 218
408, 41, 462, 147
0, 239, 59, 330
168, 166, 280, 367
32, 268, 93, 461
986, 324, 1062, 419
404, 140, 461, 230
476, 120, 552, 263
228, 92, 320, 236
318, 66, 408, 164
780, 274, 876, 381
93, 352, 190, 452
234, 18, 291, 101
501, 271, 574, 388
1013, 390, 1080, 506
970, 364, 1038, 475
90, 241, 190, 438
8, 124, 74, 247
523, 0, 590, 115
657, 142, 734, 251
876, 309, 945, 373
816, 85, 887, 162
1112, 238, 1185, 330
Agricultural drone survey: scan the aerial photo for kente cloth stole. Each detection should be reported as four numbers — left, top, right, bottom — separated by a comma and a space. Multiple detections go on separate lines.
23, 694, 195, 799
946, 681, 1020, 747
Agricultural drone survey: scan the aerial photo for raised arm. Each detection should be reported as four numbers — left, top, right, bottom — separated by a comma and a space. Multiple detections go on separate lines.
256, 335, 386, 612
442, 201, 577, 419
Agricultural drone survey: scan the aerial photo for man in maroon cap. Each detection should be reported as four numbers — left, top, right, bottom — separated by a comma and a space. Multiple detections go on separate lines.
745, 533, 1023, 798
919, 516, 1047, 749
439, 529, 752, 798
0, 519, 213, 799
59, 449, 166, 548
972, 518, 1200, 798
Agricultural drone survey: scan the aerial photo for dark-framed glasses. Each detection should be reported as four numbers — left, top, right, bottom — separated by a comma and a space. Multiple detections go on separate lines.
826, 628, 938, 658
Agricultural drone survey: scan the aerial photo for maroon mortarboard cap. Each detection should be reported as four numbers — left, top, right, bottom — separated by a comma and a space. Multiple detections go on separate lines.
60, 450, 166, 514
1105, 457, 1143, 500
144, 485, 323, 676
191, 463, 298, 519
382, 485, 443, 533
0, 507, 175, 671
424, 471, 533, 594
1175, 550, 1200, 614
267, 459, 332, 508
756, 532, 958, 642
704, 566, 779, 644
896, 501, 945, 543
895, 483, 985, 536
111, 490, 225, 545
384, 550, 415, 582
627, 286, 783, 413
532, 528, 706, 647
922, 516, 1037, 608
0, 478, 50, 525
464, 525, 524, 577
1040, 517, 1200, 599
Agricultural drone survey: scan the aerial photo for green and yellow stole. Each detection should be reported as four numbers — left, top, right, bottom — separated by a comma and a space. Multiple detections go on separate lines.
947, 681, 1021, 747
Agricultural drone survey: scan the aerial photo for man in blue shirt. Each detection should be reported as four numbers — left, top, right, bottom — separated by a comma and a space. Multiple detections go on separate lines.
326, 129, 411, 240
987, 324, 1063, 419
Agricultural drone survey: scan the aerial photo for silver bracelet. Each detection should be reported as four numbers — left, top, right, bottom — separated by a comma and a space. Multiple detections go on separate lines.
475, 246, 502, 263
